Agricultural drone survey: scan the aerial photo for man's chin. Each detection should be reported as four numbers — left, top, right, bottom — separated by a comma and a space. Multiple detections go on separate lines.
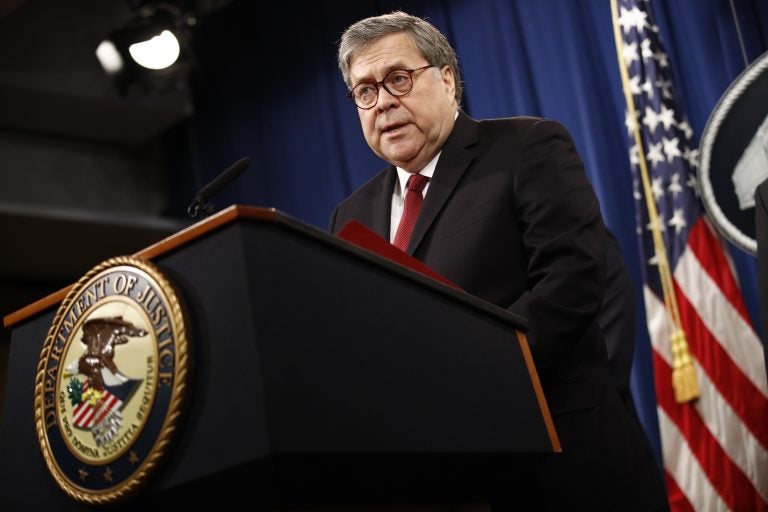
381, 146, 420, 167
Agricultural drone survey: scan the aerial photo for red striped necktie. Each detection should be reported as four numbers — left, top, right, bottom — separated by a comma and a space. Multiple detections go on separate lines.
393, 174, 429, 251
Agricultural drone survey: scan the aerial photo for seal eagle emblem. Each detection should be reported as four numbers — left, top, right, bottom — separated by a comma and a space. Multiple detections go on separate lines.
64, 316, 147, 447
35, 256, 190, 504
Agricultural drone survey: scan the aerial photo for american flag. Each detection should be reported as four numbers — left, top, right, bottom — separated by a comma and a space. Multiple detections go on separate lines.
612, 0, 768, 510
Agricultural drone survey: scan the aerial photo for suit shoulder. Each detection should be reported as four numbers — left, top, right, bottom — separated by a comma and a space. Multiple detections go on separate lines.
335, 166, 392, 208
476, 117, 576, 148
478, 116, 569, 133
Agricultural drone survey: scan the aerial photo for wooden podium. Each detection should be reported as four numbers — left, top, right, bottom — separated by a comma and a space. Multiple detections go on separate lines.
0, 206, 558, 510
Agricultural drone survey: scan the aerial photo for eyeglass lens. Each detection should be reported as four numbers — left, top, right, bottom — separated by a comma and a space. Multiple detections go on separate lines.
351, 68, 421, 108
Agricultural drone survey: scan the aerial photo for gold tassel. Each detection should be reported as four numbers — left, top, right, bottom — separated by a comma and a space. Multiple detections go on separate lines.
671, 329, 700, 403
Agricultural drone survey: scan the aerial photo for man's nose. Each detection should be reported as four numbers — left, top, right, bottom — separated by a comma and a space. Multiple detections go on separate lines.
376, 86, 400, 111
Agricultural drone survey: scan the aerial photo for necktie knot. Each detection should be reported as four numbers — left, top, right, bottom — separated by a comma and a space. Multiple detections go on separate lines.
406, 174, 429, 194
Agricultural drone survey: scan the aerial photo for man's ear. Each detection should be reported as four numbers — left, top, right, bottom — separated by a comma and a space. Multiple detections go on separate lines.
441, 66, 456, 102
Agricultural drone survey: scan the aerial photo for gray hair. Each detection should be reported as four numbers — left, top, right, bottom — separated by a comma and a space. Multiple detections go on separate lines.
338, 11, 463, 104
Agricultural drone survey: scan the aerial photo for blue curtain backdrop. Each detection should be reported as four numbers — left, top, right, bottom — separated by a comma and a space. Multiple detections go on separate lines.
183, 0, 768, 464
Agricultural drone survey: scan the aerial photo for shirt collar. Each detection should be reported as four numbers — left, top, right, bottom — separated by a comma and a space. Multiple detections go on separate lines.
394, 151, 440, 198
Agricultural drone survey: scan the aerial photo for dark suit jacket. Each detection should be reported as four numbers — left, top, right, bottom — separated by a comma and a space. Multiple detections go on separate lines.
330, 112, 667, 510
600, 230, 640, 415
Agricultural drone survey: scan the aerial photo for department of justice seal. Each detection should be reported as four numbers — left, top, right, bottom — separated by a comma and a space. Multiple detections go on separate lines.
699, 49, 768, 255
34, 256, 190, 504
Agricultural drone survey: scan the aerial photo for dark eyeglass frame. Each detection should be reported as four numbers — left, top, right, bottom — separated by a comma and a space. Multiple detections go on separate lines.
347, 65, 434, 109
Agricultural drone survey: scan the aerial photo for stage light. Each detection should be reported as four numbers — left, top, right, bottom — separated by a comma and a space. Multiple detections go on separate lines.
95, 40, 124, 74
128, 30, 181, 70
96, 4, 195, 96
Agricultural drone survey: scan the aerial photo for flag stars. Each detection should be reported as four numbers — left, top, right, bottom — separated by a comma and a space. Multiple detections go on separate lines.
651, 175, 664, 200
641, 39, 653, 60
621, 2, 701, 269
647, 142, 665, 168
623, 41, 639, 65
662, 136, 681, 161
626, 109, 639, 135
647, 218, 666, 233
668, 208, 687, 234
687, 174, 700, 197
668, 173, 683, 198
618, 6, 649, 33
656, 78, 673, 99
642, 78, 655, 98
653, 49, 669, 67
643, 106, 661, 132
677, 120, 694, 141
683, 146, 699, 169
658, 104, 676, 130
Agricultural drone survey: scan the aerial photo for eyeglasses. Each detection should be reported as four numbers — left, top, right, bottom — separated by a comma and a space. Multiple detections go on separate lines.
347, 65, 434, 109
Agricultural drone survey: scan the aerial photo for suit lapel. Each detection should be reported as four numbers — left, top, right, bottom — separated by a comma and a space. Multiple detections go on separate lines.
370, 167, 397, 239
407, 112, 479, 254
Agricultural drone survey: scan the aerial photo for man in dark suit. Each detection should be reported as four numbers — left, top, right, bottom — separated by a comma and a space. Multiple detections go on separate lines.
330, 11, 667, 511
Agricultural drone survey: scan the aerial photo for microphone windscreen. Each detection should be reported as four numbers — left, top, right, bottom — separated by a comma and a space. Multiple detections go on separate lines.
197, 157, 252, 200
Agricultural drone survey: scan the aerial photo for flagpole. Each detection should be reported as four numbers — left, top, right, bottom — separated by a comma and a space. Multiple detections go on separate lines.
609, 0, 699, 403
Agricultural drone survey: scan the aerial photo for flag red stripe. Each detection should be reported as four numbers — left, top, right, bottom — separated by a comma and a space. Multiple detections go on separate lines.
73, 401, 87, 417
79, 404, 95, 427
72, 381, 91, 425
653, 351, 765, 511
72, 404, 89, 425
673, 284, 768, 446
686, 219, 753, 326
663, 471, 694, 512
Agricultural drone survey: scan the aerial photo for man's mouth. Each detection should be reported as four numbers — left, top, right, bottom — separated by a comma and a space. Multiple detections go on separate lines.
381, 122, 406, 134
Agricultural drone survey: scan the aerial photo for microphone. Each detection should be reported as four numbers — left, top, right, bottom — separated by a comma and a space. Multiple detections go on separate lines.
187, 157, 251, 219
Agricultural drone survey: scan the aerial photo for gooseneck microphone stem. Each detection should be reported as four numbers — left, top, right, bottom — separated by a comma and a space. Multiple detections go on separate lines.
187, 157, 251, 219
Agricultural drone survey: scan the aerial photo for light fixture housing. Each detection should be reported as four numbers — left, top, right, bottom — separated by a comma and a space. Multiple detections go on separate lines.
96, 6, 193, 97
